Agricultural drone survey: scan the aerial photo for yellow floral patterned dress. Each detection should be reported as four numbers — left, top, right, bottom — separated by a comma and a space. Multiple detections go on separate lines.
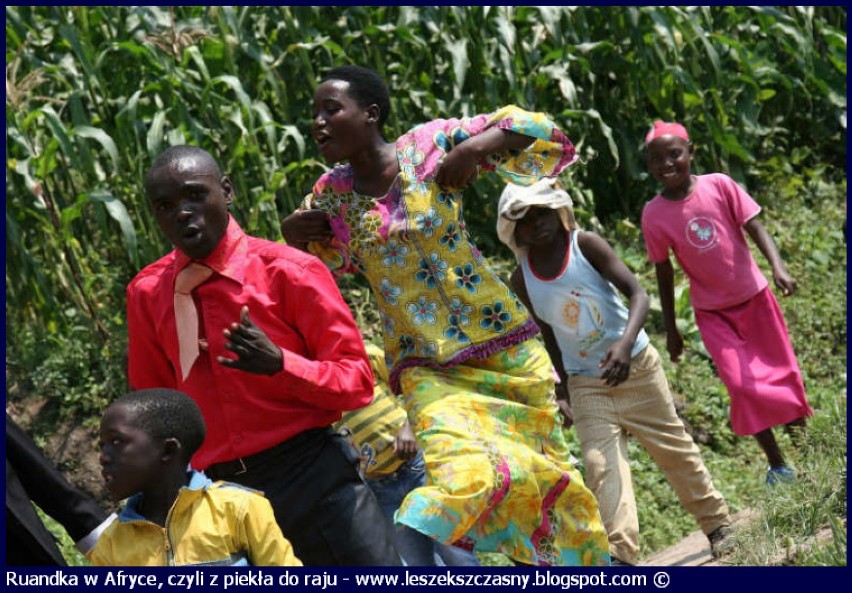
302, 106, 609, 565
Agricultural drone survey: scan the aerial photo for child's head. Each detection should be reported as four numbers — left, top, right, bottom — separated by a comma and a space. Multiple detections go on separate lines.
98, 389, 206, 501
312, 65, 390, 163
496, 178, 577, 258
644, 120, 695, 192
145, 145, 233, 260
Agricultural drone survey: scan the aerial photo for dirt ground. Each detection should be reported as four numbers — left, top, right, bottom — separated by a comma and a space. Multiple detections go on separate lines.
6, 394, 112, 509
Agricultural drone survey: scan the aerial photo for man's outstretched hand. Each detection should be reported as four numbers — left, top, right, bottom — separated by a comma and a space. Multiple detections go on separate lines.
218, 306, 283, 375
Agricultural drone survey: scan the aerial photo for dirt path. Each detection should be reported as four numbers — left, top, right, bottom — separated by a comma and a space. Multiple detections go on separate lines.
639, 510, 844, 566
639, 509, 756, 566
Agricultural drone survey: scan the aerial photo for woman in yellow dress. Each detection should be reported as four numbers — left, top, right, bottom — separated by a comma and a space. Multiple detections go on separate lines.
280, 65, 609, 566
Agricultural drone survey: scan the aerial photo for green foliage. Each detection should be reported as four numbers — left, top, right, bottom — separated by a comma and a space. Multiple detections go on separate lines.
5, 7, 847, 566
728, 393, 847, 566
6, 7, 846, 351
6, 316, 126, 422
36, 508, 88, 566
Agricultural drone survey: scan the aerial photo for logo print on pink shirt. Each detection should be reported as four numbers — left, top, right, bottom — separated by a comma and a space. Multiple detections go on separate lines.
685, 217, 718, 250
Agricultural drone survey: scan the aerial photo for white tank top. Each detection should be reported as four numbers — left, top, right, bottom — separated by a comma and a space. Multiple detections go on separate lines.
520, 230, 649, 376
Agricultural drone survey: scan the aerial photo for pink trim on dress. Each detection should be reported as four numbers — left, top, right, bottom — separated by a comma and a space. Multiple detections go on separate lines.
531, 471, 571, 566
453, 536, 476, 552
388, 318, 541, 393
478, 455, 512, 525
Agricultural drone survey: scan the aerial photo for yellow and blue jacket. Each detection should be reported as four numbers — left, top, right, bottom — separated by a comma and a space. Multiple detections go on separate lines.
87, 471, 301, 566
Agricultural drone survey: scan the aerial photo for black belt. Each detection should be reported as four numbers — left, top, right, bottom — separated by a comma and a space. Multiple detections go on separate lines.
205, 426, 333, 481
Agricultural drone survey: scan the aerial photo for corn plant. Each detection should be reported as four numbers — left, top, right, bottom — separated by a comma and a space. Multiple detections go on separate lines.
5, 6, 846, 416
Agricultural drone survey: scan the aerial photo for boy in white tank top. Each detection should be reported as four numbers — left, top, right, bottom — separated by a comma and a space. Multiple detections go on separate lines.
497, 179, 733, 566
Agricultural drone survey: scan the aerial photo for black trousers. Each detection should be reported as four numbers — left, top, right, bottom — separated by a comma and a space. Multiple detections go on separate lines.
206, 427, 401, 566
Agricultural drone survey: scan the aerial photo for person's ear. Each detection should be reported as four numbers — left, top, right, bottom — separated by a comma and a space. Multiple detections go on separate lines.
365, 104, 380, 126
221, 176, 234, 207
161, 437, 182, 463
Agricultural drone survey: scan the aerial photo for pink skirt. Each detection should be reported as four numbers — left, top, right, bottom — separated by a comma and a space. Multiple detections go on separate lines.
695, 287, 813, 435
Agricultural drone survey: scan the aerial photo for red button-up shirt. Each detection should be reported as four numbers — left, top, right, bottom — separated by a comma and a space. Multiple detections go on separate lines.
127, 217, 374, 470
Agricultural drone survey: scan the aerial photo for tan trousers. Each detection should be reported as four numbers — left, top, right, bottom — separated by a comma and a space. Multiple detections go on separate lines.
569, 344, 730, 565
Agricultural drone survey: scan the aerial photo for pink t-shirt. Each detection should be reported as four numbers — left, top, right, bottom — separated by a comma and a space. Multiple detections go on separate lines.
641, 173, 768, 310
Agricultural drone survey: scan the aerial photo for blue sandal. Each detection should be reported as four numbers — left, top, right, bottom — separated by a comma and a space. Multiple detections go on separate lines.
766, 465, 795, 486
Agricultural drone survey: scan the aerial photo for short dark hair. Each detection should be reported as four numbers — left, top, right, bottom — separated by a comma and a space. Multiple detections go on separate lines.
325, 65, 391, 131
145, 145, 221, 190
115, 389, 206, 460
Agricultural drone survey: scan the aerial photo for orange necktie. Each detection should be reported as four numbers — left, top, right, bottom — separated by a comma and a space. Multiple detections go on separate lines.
174, 263, 214, 381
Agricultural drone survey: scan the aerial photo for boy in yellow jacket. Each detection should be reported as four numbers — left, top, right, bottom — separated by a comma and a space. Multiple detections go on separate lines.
88, 388, 300, 566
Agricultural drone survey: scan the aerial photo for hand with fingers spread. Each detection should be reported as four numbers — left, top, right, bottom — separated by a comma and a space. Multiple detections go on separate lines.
599, 339, 633, 387
218, 306, 283, 375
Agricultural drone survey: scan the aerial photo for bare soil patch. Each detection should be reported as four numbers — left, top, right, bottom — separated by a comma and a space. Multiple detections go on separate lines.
6, 394, 112, 509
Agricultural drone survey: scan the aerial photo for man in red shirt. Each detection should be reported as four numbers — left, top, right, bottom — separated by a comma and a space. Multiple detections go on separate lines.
127, 145, 400, 565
